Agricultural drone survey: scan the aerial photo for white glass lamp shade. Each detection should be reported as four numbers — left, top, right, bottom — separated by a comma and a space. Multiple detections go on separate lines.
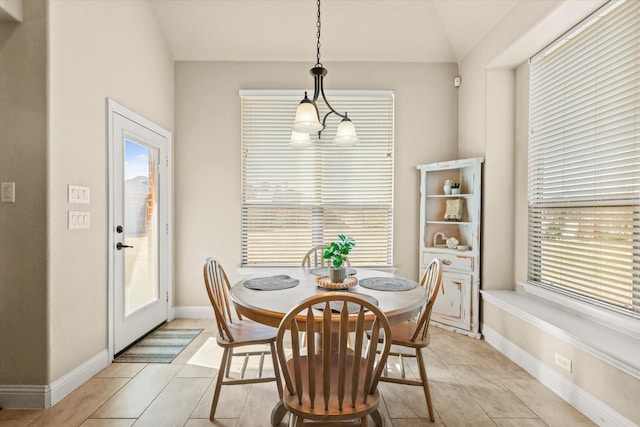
333, 117, 360, 146
292, 99, 323, 133
289, 130, 313, 148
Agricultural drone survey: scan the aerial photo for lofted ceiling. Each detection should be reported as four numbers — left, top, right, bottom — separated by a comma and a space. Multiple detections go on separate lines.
149, 0, 522, 64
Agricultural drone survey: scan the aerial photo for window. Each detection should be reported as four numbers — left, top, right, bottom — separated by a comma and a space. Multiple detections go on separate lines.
528, 1, 640, 318
240, 90, 394, 267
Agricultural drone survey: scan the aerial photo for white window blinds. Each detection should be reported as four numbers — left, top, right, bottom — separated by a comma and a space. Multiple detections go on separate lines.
528, 0, 640, 317
240, 90, 394, 267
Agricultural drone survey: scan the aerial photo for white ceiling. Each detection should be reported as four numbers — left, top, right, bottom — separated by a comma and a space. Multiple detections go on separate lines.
149, 0, 522, 63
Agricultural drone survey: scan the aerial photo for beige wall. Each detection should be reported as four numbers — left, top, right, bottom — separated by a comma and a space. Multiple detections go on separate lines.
0, 0, 23, 22
0, 0, 22, 22
513, 62, 529, 282
460, 0, 639, 423
174, 61, 459, 306
0, 0, 173, 393
458, 0, 567, 291
47, 0, 174, 381
0, 0, 47, 385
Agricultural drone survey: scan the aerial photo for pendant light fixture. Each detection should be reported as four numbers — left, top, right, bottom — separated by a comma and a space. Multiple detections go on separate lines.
290, 0, 360, 147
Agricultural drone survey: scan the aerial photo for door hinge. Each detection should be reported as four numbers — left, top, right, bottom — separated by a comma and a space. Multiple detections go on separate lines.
166, 223, 169, 234
166, 291, 169, 302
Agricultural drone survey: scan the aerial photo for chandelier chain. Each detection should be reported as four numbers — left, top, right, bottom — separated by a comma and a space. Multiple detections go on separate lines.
291, 0, 358, 144
316, 0, 322, 66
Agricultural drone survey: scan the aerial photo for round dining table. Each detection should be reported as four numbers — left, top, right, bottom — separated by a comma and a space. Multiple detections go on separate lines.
230, 267, 428, 426
230, 267, 428, 328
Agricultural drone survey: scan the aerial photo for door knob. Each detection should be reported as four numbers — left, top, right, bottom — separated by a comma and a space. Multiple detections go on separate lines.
116, 242, 133, 250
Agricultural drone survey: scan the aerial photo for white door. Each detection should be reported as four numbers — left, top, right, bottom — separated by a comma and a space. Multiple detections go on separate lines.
108, 100, 171, 355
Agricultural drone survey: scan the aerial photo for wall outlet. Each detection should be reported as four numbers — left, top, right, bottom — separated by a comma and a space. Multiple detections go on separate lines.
554, 352, 572, 372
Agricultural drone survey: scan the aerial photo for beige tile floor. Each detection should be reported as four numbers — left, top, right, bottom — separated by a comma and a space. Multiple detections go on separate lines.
0, 318, 595, 426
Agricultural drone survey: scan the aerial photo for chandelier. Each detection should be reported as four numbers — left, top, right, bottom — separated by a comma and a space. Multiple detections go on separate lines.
290, 0, 360, 147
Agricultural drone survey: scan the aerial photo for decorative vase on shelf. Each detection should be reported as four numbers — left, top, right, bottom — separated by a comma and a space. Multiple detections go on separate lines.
443, 180, 453, 195
451, 187, 460, 195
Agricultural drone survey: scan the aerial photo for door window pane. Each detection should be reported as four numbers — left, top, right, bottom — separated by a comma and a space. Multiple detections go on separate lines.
124, 139, 159, 315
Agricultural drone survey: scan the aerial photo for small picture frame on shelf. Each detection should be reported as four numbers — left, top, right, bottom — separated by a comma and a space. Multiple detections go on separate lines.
444, 199, 463, 221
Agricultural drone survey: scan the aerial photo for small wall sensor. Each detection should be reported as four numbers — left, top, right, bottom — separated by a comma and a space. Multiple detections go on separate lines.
454, 76, 462, 87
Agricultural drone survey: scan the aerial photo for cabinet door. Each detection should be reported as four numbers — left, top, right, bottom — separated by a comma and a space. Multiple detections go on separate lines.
431, 271, 471, 331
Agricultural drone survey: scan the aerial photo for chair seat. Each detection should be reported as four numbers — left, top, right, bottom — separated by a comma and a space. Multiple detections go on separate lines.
388, 322, 430, 348
216, 319, 278, 347
366, 321, 430, 349
283, 354, 381, 421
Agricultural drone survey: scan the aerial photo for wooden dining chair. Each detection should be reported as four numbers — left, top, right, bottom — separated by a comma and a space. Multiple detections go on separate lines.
203, 257, 283, 420
275, 292, 392, 426
301, 244, 351, 267
375, 257, 443, 422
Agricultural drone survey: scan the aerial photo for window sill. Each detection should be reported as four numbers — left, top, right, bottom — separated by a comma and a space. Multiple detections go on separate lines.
480, 289, 640, 379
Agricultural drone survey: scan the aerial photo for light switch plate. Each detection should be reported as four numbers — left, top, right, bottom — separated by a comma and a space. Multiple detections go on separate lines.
1, 182, 15, 203
68, 211, 90, 229
68, 185, 90, 204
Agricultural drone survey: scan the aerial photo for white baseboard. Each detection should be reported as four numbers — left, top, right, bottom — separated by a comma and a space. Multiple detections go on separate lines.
482, 323, 635, 427
0, 350, 109, 409
49, 350, 110, 406
0, 384, 49, 409
174, 305, 214, 319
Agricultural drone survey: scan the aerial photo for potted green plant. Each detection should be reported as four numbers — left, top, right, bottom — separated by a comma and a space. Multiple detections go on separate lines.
323, 234, 355, 283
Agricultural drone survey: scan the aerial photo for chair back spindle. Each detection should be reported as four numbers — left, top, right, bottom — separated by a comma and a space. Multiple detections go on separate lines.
276, 293, 391, 424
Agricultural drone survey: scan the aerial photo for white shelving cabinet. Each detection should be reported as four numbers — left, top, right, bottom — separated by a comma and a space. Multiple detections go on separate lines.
416, 157, 483, 338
